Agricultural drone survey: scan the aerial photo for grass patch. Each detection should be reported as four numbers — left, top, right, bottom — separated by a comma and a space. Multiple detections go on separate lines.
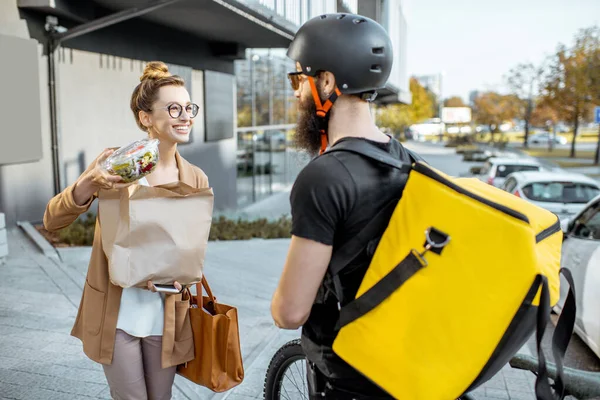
554, 160, 598, 169
445, 130, 599, 144
521, 148, 595, 159
36, 213, 292, 247
208, 216, 291, 241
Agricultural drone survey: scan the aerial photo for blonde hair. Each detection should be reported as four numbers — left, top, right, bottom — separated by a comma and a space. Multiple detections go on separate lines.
130, 61, 185, 131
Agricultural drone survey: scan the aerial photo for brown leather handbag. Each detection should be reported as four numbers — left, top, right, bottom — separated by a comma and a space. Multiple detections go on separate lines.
176, 276, 244, 392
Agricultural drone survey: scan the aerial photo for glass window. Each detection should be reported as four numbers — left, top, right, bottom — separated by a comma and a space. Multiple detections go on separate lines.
494, 165, 540, 178
521, 182, 600, 204
572, 203, 600, 240
503, 178, 517, 193
480, 161, 492, 175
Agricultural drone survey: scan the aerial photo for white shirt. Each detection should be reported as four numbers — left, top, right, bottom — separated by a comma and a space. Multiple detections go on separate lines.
115, 177, 165, 337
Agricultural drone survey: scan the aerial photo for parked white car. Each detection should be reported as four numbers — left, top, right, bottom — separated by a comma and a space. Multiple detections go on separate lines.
554, 194, 600, 359
527, 132, 567, 145
501, 171, 600, 223
477, 157, 544, 188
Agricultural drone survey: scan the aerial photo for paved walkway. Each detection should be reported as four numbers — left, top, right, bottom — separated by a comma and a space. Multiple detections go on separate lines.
0, 141, 585, 400
0, 223, 550, 400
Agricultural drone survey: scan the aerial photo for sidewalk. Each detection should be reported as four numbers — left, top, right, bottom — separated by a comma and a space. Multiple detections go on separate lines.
0, 226, 547, 400
0, 227, 299, 400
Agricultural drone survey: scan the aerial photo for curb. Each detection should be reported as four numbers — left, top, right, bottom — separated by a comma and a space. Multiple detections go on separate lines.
16, 220, 60, 260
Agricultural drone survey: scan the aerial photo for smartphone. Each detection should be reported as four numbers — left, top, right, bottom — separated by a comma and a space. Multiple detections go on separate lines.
153, 284, 181, 294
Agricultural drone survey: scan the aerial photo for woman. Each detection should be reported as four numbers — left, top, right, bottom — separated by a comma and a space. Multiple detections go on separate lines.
43, 61, 209, 400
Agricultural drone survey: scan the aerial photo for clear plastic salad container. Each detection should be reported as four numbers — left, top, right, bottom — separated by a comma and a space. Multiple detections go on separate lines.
104, 138, 160, 183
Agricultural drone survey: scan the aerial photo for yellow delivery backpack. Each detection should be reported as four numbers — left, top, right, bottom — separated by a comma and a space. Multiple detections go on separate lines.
325, 140, 577, 400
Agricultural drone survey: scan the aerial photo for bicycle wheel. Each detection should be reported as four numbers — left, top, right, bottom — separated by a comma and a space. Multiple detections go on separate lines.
263, 339, 309, 400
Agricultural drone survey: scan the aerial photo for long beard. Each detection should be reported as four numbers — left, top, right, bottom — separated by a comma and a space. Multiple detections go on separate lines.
293, 95, 329, 157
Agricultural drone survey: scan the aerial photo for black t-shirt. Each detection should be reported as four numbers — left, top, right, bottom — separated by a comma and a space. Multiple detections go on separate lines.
290, 136, 413, 347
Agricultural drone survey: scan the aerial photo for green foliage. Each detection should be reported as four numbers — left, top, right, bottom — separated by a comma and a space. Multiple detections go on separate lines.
208, 216, 291, 241
375, 77, 435, 136
57, 213, 96, 246
52, 213, 292, 246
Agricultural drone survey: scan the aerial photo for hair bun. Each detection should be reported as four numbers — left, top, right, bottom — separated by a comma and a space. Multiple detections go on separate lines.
140, 61, 171, 81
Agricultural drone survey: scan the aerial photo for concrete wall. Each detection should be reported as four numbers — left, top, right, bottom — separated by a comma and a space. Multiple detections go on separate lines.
0, 0, 239, 226
0, 0, 55, 226
0, 213, 7, 259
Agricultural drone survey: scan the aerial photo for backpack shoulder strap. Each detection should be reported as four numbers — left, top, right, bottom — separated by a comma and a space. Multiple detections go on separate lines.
324, 139, 416, 305
325, 139, 413, 173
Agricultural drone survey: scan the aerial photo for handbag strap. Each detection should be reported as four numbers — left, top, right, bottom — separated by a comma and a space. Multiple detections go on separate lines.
192, 275, 217, 308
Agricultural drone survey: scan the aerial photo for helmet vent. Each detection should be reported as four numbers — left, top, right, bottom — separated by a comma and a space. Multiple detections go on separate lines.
320, 15, 327, 19
337, 14, 346, 19
370, 65, 382, 72
372, 47, 384, 54
353, 18, 366, 24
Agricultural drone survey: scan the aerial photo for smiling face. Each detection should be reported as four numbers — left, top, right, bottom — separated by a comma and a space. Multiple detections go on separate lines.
139, 85, 196, 145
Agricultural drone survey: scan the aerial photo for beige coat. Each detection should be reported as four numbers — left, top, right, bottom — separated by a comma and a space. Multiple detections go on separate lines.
43, 152, 209, 368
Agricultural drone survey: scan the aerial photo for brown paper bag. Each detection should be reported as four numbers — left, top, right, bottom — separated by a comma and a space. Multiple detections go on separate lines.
98, 182, 214, 288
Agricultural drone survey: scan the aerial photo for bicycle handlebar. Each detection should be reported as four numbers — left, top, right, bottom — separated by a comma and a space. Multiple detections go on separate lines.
509, 354, 600, 399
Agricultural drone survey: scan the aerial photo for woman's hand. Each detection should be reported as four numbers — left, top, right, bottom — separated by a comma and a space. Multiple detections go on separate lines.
147, 281, 183, 293
72, 148, 132, 206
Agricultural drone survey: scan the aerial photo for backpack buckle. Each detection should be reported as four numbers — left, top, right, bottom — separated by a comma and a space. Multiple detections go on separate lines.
416, 227, 451, 265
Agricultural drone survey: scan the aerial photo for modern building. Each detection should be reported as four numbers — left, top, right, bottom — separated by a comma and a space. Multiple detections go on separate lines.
0, 0, 410, 227
469, 90, 482, 106
416, 73, 443, 99
234, 0, 412, 205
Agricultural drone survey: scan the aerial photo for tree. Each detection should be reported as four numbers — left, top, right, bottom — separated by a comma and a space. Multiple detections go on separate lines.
530, 100, 560, 151
409, 77, 435, 123
506, 63, 544, 148
376, 105, 413, 137
589, 40, 600, 164
237, 105, 252, 127
472, 92, 521, 142
376, 77, 434, 136
530, 101, 560, 128
540, 26, 600, 158
444, 96, 466, 107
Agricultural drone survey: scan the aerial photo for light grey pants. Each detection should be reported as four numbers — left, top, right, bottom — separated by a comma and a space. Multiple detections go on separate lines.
102, 329, 177, 400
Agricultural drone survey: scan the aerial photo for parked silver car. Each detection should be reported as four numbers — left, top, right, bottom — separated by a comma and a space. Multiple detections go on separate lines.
554, 194, 600, 359
501, 171, 600, 223
476, 157, 543, 188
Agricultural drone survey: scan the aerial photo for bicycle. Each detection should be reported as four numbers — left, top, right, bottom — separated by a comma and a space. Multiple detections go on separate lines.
262, 339, 477, 400
509, 353, 600, 400
264, 339, 600, 400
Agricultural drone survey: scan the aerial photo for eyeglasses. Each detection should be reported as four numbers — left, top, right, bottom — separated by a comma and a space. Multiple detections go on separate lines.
287, 72, 306, 91
153, 103, 199, 119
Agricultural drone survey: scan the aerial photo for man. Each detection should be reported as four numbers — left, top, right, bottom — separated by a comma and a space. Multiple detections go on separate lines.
270, 13, 418, 399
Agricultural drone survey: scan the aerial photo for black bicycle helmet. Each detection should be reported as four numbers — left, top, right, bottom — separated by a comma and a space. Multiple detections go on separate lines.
286, 13, 393, 95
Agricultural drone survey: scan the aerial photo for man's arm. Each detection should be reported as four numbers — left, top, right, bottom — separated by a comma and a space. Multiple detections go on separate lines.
271, 235, 333, 329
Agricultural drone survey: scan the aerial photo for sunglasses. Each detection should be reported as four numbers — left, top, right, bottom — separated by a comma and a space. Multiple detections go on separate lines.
287, 71, 306, 91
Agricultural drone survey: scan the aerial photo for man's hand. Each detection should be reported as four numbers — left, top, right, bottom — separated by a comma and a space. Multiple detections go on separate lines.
271, 236, 332, 329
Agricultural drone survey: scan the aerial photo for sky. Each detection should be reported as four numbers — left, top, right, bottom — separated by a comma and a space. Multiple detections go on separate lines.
405, 0, 600, 102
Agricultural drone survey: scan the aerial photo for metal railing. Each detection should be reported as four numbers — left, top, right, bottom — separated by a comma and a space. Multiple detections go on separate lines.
236, 0, 356, 30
